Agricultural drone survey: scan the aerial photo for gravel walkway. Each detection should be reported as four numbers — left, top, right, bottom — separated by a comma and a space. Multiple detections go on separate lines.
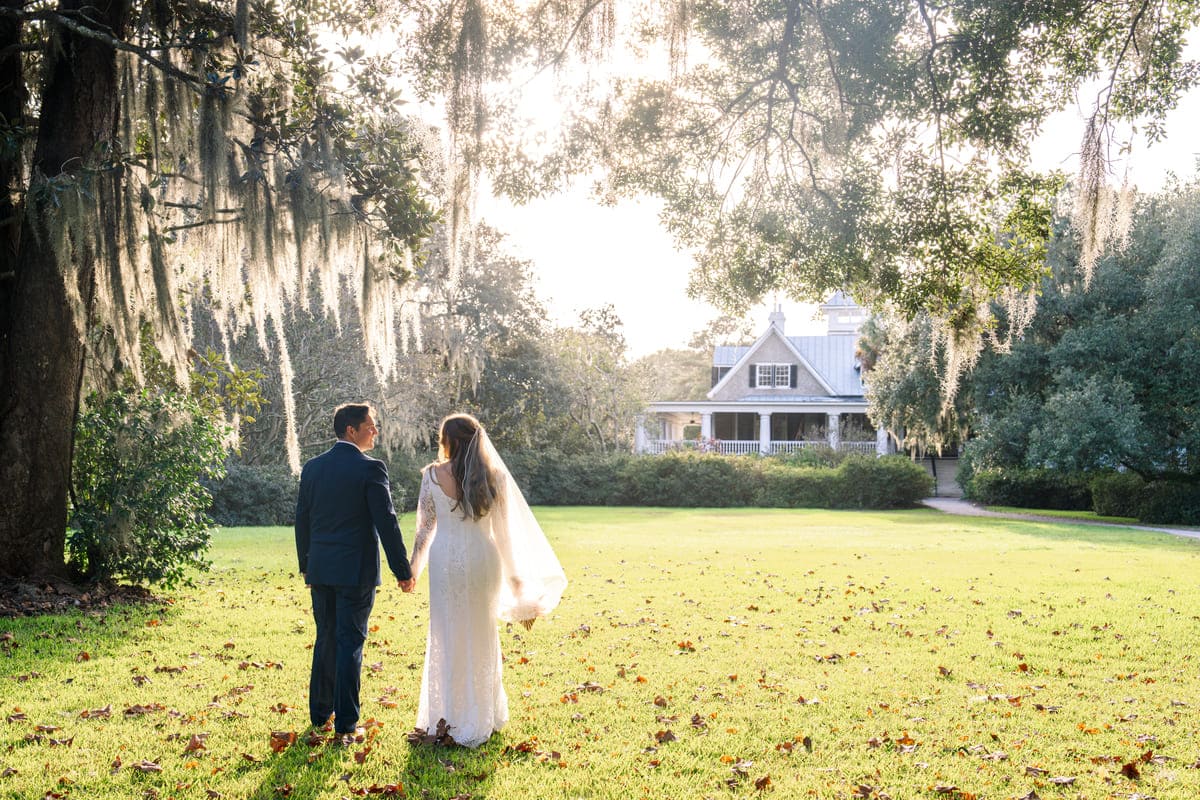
920, 496, 1200, 541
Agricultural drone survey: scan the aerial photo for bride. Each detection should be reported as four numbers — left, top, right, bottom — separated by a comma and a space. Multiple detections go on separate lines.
408, 413, 567, 747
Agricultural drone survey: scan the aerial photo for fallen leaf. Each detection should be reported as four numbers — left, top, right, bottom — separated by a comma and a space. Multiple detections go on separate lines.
1047, 776, 1076, 785
183, 733, 209, 753
269, 731, 296, 753
754, 775, 772, 791
654, 730, 677, 744
134, 760, 163, 773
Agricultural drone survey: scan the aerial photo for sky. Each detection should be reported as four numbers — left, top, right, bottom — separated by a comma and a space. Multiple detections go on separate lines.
471, 44, 1200, 360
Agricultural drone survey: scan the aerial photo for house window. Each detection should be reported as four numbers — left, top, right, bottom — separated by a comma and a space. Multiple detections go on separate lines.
755, 363, 794, 388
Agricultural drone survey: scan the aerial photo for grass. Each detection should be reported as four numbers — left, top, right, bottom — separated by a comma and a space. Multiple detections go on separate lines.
983, 506, 1141, 525
3, 507, 1200, 799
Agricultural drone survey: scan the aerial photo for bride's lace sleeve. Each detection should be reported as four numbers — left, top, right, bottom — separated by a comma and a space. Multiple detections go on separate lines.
409, 468, 437, 580
488, 470, 567, 623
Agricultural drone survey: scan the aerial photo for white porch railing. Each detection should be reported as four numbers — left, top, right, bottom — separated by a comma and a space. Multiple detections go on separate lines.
769, 440, 829, 453
645, 439, 881, 456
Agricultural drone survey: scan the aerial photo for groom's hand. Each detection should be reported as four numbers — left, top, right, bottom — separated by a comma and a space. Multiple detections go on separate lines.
399, 578, 416, 593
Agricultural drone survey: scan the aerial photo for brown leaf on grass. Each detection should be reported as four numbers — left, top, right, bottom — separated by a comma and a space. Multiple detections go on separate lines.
34, 724, 60, 733
48, 736, 74, 747
75, 651, 90, 662
269, 703, 292, 714
205, 790, 223, 798
305, 730, 327, 747
183, 733, 209, 754
1016, 793, 1039, 800
1024, 766, 1048, 777
408, 719, 457, 747
795, 696, 821, 705
78, 704, 112, 719
353, 746, 372, 764
110, 756, 121, 773
0, 767, 16, 778
754, 775, 772, 791
154, 665, 187, 674
268, 731, 296, 753
867, 737, 883, 749
134, 760, 163, 773
654, 729, 677, 744
5, 711, 26, 723
730, 759, 753, 776
363, 783, 404, 795
376, 697, 398, 709
1047, 776, 1076, 785
274, 783, 293, 796
124, 703, 166, 716
1121, 761, 1141, 779
132, 674, 152, 687
980, 752, 1008, 761
241, 753, 263, 763
690, 713, 708, 730
653, 695, 668, 707
937, 666, 952, 678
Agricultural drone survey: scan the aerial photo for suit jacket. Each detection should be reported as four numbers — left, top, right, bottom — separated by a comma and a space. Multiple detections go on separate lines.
295, 441, 413, 586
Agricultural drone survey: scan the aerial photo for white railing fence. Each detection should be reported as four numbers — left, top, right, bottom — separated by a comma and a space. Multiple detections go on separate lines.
769, 440, 829, 453
644, 439, 882, 456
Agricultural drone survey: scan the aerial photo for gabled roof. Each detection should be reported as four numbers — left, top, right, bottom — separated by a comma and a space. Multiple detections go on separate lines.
709, 332, 864, 397
707, 325, 839, 398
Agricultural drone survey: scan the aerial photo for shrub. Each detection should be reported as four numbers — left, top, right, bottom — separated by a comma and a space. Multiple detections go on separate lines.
963, 467, 1091, 510
756, 464, 835, 508
206, 465, 298, 527
829, 455, 934, 509
1089, 472, 1146, 518
504, 451, 628, 506
766, 447, 844, 469
1137, 481, 1200, 525
617, 452, 759, 507
70, 390, 228, 587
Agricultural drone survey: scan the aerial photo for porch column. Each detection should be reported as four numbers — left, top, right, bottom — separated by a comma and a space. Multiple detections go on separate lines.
635, 415, 647, 454
700, 412, 713, 441
827, 413, 841, 451
759, 413, 771, 455
875, 426, 889, 456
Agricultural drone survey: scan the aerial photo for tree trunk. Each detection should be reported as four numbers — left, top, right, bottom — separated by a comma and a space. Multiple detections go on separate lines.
0, 0, 132, 580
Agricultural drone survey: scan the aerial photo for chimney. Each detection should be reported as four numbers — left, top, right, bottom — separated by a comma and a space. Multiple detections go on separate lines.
768, 304, 785, 334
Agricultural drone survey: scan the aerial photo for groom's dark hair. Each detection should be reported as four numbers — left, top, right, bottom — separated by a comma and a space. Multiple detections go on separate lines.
333, 403, 373, 438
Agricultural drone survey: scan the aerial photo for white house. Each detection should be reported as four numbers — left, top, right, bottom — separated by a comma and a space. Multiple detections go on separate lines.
635, 293, 894, 456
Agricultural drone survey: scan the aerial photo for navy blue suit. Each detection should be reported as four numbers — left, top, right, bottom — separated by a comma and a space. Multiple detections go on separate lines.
295, 441, 412, 733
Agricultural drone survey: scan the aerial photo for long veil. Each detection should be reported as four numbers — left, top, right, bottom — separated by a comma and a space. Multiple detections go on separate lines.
479, 431, 568, 622
410, 425, 567, 623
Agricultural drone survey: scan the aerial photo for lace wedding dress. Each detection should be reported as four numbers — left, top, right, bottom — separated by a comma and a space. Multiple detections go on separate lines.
409, 462, 566, 747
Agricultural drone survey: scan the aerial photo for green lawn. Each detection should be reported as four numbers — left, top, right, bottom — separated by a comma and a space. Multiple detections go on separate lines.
3, 508, 1200, 799
984, 506, 1142, 525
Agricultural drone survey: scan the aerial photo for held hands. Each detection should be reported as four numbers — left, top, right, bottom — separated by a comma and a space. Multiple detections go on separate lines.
398, 578, 416, 593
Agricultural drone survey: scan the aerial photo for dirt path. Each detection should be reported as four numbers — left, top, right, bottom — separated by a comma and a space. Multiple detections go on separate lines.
920, 496, 1200, 541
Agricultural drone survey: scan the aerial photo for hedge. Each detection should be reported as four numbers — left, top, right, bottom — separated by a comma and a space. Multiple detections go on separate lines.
1135, 481, 1200, 526
208, 451, 934, 525
1089, 472, 1146, 518
963, 467, 1092, 510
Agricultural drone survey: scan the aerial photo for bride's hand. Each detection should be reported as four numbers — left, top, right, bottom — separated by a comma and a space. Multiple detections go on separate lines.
520, 618, 535, 631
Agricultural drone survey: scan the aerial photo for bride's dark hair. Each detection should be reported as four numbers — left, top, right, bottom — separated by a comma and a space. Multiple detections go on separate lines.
438, 413, 498, 520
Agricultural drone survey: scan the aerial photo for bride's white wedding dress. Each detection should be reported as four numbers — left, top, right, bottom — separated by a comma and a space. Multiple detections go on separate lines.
409, 463, 566, 748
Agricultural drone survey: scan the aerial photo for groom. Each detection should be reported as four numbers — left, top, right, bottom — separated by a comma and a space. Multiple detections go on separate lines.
295, 403, 415, 743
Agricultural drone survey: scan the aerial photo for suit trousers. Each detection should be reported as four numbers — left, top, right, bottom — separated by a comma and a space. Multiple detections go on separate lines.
309, 584, 376, 733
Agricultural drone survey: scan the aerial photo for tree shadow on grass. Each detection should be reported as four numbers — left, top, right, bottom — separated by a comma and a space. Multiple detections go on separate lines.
398, 732, 506, 799
242, 729, 369, 800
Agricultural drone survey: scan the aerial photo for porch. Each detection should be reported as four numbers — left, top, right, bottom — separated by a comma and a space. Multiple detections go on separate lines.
636, 404, 894, 457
